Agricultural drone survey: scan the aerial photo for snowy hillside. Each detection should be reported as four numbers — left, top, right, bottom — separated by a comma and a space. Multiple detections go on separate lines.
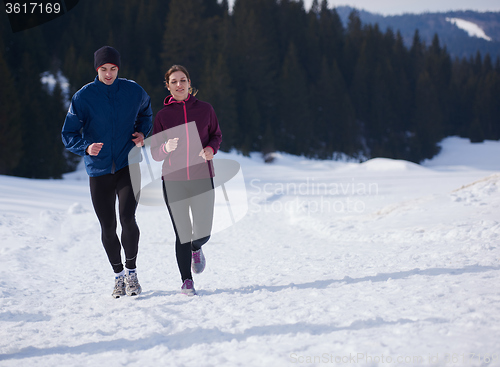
446, 18, 492, 41
335, 7, 500, 60
1, 136, 499, 366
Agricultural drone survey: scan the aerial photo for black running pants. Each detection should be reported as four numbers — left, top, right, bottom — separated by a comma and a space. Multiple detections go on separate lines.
89, 164, 140, 274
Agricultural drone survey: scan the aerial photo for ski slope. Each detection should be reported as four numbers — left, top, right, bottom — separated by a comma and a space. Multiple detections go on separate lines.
1, 136, 499, 366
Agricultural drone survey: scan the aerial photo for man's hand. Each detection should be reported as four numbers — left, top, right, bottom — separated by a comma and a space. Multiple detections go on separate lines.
132, 132, 145, 147
87, 143, 103, 156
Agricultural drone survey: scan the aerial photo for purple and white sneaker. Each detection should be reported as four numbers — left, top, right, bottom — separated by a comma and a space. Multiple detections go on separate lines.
181, 279, 196, 296
191, 248, 206, 274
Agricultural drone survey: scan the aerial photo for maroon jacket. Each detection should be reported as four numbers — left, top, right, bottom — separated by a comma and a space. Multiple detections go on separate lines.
151, 94, 222, 181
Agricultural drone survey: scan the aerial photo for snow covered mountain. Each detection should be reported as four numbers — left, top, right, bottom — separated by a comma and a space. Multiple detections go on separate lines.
336, 7, 500, 60
445, 17, 492, 41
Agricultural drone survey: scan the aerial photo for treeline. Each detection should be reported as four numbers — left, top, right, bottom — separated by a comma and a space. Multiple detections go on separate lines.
334, 8, 500, 61
1, 0, 499, 178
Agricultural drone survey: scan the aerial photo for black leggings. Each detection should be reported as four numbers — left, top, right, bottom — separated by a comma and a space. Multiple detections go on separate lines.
162, 178, 214, 281
89, 165, 140, 274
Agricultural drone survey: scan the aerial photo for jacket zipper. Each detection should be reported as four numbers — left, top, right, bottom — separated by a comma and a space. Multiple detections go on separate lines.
110, 88, 116, 174
182, 101, 190, 180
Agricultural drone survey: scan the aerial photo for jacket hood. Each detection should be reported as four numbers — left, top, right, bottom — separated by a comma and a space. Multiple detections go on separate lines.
164, 93, 193, 106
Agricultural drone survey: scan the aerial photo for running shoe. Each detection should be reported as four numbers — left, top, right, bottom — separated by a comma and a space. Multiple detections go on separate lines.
191, 248, 206, 274
125, 270, 142, 296
112, 275, 126, 298
181, 279, 196, 296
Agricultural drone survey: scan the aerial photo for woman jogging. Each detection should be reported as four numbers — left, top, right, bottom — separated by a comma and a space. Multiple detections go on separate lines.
151, 65, 222, 295
62, 46, 153, 298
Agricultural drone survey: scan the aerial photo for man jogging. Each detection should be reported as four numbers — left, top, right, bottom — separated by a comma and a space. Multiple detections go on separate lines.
62, 46, 152, 298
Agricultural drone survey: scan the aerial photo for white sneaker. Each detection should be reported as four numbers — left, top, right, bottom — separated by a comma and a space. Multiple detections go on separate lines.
112, 275, 126, 298
125, 270, 142, 296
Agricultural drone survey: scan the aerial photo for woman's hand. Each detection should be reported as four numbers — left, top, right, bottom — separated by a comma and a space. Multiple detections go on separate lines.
87, 143, 103, 156
199, 146, 214, 161
165, 138, 179, 153
132, 132, 145, 147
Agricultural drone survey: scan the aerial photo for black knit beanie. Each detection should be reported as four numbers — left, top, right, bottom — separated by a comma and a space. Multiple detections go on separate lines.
94, 46, 121, 70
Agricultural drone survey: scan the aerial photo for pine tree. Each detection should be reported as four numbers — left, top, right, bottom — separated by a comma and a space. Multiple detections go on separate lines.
473, 64, 499, 140
45, 81, 75, 177
240, 90, 262, 155
391, 31, 413, 137
409, 29, 425, 91
314, 57, 357, 157
230, 0, 279, 154
13, 53, 49, 178
276, 0, 308, 66
318, 1, 344, 65
331, 59, 358, 156
277, 42, 311, 156
131, 0, 165, 92
413, 71, 443, 159
161, 0, 205, 81
199, 54, 237, 152
0, 51, 23, 175
349, 39, 370, 125
304, 0, 321, 79
425, 34, 452, 136
342, 10, 363, 87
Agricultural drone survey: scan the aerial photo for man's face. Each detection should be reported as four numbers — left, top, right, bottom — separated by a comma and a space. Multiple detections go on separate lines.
97, 63, 118, 85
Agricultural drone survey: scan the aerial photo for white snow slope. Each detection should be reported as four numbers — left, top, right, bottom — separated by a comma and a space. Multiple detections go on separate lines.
1, 136, 500, 367
445, 18, 492, 41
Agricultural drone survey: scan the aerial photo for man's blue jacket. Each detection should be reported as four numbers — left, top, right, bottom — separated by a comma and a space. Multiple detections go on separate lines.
62, 76, 153, 177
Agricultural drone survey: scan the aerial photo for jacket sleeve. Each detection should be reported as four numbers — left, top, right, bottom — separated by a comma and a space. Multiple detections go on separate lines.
61, 95, 91, 156
206, 106, 222, 154
135, 88, 153, 138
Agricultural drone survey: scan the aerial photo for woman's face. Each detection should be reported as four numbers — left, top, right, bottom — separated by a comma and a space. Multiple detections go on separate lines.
97, 63, 118, 85
167, 71, 191, 101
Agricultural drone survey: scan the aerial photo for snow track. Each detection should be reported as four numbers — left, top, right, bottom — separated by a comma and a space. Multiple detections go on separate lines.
1, 137, 500, 366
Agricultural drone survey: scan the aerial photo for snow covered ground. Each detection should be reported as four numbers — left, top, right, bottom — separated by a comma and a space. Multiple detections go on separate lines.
1, 136, 499, 367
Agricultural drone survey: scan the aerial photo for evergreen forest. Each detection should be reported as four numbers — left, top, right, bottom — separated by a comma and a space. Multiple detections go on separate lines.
1, 0, 499, 178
